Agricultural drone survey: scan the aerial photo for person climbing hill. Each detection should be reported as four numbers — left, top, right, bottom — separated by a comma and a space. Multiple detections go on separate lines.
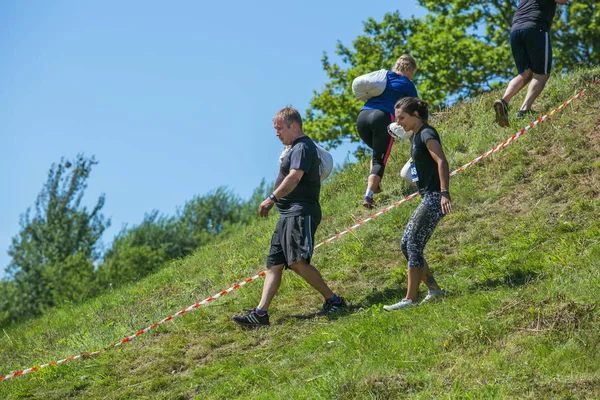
355, 54, 418, 209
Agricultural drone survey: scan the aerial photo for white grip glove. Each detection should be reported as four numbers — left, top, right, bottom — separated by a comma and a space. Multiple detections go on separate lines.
387, 122, 412, 141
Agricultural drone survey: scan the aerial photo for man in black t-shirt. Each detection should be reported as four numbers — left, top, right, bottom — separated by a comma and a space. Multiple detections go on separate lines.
233, 106, 345, 328
493, 0, 568, 127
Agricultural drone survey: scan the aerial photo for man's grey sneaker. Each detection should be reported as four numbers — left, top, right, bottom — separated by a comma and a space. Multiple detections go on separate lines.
420, 288, 447, 305
320, 296, 347, 314
383, 298, 417, 311
493, 99, 509, 127
516, 109, 535, 119
232, 309, 270, 327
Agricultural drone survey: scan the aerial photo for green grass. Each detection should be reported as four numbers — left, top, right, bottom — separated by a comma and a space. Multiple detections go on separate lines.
1, 67, 600, 399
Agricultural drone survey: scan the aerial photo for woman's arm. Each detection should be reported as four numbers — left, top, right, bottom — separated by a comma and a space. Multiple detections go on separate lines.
426, 139, 452, 215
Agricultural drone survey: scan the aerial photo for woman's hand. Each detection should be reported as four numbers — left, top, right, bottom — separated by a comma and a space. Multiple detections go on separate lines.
440, 192, 452, 215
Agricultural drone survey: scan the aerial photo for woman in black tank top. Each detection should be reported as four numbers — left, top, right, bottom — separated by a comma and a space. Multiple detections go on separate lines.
384, 97, 452, 311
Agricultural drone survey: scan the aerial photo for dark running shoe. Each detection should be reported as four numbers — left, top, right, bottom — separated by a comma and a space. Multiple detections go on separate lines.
320, 297, 347, 314
516, 109, 535, 119
232, 309, 270, 327
363, 196, 375, 209
493, 99, 509, 127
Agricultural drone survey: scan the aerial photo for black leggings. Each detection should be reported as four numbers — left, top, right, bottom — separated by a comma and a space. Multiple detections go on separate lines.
356, 109, 394, 178
401, 193, 444, 268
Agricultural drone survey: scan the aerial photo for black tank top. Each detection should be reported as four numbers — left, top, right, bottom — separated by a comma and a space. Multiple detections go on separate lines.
411, 124, 442, 195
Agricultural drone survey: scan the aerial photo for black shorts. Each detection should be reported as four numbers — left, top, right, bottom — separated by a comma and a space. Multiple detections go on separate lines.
266, 215, 319, 268
511, 28, 552, 75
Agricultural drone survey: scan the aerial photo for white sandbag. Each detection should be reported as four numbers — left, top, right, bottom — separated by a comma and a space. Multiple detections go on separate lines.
401, 158, 413, 183
316, 144, 333, 182
278, 143, 334, 183
352, 69, 388, 101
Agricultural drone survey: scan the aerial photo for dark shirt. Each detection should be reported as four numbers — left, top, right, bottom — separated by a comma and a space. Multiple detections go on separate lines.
411, 124, 442, 194
362, 71, 418, 115
275, 136, 321, 219
512, 0, 558, 32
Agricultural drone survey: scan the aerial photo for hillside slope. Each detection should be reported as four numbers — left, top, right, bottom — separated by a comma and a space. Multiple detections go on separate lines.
1, 67, 599, 399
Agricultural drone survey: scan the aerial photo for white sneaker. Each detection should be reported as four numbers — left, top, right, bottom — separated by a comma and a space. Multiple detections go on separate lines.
383, 298, 417, 311
420, 288, 446, 305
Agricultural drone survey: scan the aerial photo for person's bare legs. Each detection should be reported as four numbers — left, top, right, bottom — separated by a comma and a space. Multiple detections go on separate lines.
289, 260, 334, 300
256, 264, 284, 311
405, 259, 441, 302
405, 267, 422, 302
367, 174, 381, 194
495, 70, 533, 127
502, 70, 533, 105
519, 73, 550, 111
421, 259, 441, 291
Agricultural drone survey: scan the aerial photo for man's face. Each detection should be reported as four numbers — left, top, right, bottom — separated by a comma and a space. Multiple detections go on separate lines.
274, 118, 295, 145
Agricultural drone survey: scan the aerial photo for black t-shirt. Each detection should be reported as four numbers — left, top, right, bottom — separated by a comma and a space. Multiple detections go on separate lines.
275, 136, 321, 218
411, 124, 442, 194
512, 0, 557, 32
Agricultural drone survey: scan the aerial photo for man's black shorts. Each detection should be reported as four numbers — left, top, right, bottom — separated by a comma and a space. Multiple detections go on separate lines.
266, 215, 319, 268
511, 28, 552, 75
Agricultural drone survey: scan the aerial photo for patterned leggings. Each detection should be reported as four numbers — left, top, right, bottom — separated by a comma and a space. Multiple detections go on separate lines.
401, 192, 444, 268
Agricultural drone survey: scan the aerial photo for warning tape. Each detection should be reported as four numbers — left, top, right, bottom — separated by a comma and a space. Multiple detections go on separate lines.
315, 78, 598, 249
0, 271, 265, 382
1, 78, 597, 383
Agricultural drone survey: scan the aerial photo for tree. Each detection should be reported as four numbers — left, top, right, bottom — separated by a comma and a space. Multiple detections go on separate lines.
0, 279, 18, 326
97, 185, 268, 288
418, 0, 600, 69
5, 154, 109, 323
553, 1, 600, 67
304, 1, 600, 148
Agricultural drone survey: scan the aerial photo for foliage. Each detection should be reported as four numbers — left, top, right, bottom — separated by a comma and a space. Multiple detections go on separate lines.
1, 158, 272, 326
3, 155, 109, 324
305, 0, 600, 148
97, 183, 271, 288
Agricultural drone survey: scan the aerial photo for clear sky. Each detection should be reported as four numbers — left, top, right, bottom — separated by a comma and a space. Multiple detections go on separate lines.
0, 1, 427, 277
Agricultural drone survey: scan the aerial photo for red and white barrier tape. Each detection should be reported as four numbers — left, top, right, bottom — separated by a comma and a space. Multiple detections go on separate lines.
2, 79, 597, 383
314, 79, 597, 249
0, 271, 265, 382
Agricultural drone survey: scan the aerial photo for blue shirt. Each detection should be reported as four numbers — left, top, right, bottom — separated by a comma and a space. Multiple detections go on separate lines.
362, 71, 418, 115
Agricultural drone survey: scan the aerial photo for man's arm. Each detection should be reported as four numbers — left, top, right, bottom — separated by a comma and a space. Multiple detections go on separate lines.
258, 169, 305, 217
272, 169, 304, 200
555, 0, 567, 5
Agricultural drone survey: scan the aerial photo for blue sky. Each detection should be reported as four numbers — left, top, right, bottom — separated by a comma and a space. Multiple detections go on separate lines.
0, 1, 427, 277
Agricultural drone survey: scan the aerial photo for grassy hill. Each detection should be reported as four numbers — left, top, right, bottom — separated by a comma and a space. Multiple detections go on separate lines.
1, 67, 599, 399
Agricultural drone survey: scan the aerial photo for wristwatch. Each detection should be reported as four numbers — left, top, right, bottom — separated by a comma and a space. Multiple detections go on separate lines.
268, 193, 277, 202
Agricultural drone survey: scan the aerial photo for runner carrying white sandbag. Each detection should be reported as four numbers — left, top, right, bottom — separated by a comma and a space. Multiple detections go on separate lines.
354, 55, 419, 209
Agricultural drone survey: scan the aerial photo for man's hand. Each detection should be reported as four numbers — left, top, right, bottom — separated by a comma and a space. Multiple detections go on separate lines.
258, 197, 275, 217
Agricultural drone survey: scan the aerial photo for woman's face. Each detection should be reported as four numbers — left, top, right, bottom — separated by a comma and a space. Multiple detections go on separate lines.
394, 109, 421, 133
